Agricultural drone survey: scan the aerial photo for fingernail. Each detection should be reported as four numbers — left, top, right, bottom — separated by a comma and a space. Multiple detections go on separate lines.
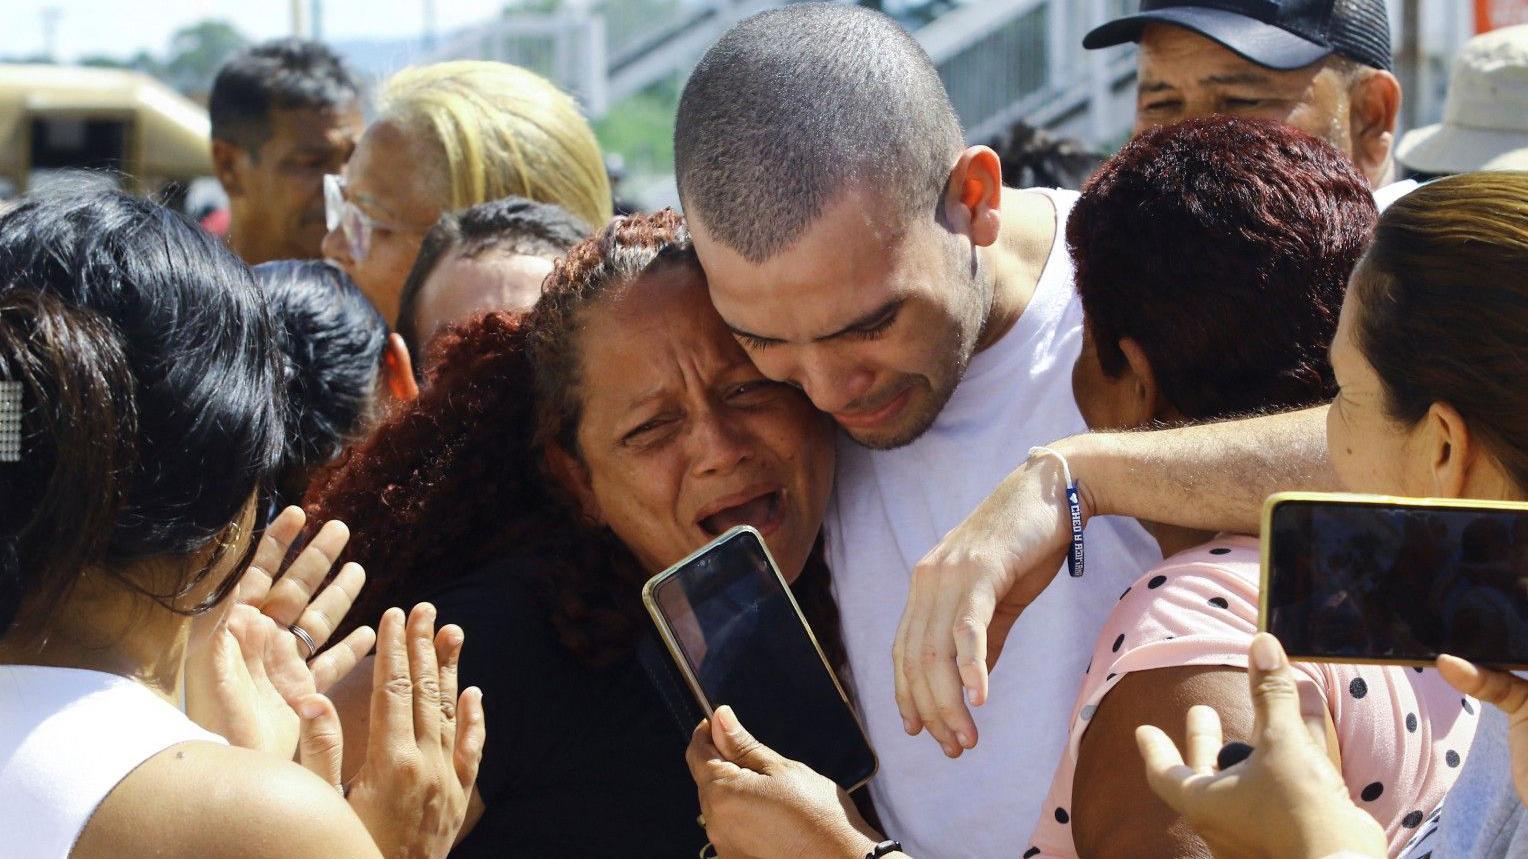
1251, 634, 1283, 672
714, 705, 737, 732
955, 730, 971, 748
298, 700, 323, 719
965, 687, 979, 707
902, 717, 918, 735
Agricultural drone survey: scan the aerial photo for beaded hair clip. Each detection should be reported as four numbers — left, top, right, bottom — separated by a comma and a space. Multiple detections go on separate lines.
0, 381, 20, 462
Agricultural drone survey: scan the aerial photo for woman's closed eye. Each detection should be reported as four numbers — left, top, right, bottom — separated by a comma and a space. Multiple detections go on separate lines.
622, 414, 680, 446
725, 379, 790, 407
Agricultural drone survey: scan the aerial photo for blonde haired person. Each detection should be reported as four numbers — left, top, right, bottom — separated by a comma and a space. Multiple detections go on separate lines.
323, 61, 610, 326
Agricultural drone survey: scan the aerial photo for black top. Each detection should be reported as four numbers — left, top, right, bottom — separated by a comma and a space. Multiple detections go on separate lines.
429, 557, 707, 858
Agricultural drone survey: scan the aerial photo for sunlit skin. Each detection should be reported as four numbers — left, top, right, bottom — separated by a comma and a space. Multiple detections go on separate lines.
693, 155, 1051, 450
322, 119, 445, 325
555, 262, 836, 581
411, 250, 554, 356
1327, 259, 1520, 504
216, 104, 363, 265
1327, 269, 1442, 497
1135, 24, 1399, 188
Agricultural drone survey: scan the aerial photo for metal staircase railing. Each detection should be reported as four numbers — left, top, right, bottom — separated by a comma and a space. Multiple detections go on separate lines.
427, 0, 1142, 149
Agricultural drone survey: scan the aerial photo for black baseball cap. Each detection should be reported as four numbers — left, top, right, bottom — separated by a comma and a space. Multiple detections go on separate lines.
1084, 0, 1392, 72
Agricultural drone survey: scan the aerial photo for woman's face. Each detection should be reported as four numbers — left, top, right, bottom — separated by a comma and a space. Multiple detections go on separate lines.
565, 262, 836, 582
1326, 277, 1433, 497
321, 120, 443, 325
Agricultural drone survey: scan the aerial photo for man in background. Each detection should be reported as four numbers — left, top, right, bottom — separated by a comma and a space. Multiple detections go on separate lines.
210, 39, 363, 265
1396, 24, 1528, 179
395, 196, 589, 373
1086, 0, 1403, 192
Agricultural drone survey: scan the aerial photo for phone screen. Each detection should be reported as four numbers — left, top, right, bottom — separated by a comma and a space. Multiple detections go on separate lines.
648, 528, 876, 791
1265, 498, 1528, 666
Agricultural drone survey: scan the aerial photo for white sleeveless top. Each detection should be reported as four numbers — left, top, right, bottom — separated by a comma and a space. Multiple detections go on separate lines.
824, 188, 1161, 858
0, 665, 227, 858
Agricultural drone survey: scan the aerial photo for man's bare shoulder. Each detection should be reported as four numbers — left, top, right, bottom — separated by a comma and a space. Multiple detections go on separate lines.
998, 187, 1061, 275
71, 740, 379, 859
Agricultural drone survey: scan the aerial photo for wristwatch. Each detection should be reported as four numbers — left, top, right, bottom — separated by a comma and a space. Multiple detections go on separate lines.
867, 840, 903, 858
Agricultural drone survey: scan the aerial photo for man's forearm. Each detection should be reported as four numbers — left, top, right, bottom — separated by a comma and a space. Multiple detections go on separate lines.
1057, 406, 1334, 534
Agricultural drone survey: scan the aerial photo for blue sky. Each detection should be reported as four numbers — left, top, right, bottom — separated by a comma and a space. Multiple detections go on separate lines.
2, 0, 511, 61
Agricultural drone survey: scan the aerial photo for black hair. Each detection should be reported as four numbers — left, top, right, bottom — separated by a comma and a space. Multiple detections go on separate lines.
396, 196, 590, 360
255, 260, 387, 508
986, 121, 1104, 192
674, 3, 964, 263
209, 38, 360, 155
0, 188, 283, 645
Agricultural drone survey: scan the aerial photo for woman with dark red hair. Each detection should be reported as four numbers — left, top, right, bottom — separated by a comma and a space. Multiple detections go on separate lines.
309, 210, 845, 857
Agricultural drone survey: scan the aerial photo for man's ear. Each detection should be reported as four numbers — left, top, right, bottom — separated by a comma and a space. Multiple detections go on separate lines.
1116, 336, 1167, 425
1348, 69, 1401, 188
212, 139, 247, 198
545, 443, 602, 525
381, 333, 420, 404
942, 145, 1003, 248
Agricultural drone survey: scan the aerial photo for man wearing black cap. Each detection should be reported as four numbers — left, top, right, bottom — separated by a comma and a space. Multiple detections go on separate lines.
1086, 0, 1403, 190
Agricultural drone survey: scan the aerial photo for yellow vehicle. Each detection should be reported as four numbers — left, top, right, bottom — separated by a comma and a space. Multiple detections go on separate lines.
0, 63, 211, 198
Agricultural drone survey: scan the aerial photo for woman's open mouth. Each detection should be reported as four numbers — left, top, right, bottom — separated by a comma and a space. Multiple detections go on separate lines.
696, 487, 786, 538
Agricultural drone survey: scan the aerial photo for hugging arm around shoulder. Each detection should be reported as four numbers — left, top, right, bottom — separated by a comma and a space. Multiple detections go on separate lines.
1069, 406, 1335, 534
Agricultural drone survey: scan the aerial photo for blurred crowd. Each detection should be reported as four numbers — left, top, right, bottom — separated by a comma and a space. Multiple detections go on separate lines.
2, 1, 1528, 858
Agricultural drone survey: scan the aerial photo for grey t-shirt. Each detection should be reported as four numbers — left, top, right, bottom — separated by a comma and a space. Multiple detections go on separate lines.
1402, 706, 1528, 858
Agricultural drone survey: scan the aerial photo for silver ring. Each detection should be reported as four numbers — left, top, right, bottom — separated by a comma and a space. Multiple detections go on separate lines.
289, 623, 318, 661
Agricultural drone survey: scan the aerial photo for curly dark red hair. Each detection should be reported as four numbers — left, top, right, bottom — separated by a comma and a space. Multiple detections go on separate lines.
308, 210, 843, 668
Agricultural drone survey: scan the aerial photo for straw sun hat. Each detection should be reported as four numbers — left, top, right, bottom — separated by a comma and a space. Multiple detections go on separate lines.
1397, 24, 1528, 174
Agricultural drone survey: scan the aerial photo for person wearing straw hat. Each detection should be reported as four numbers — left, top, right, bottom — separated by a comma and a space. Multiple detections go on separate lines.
1397, 24, 1528, 178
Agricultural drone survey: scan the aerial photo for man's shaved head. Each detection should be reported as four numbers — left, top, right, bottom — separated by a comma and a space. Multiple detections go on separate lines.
674, 3, 964, 262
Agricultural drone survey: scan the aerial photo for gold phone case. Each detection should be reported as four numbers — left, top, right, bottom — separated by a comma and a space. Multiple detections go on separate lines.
1259, 490, 1528, 669
640, 525, 879, 792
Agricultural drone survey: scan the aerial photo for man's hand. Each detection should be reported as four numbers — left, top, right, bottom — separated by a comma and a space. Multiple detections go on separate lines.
1135, 634, 1386, 859
892, 450, 1077, 757
686, 706, 880, 859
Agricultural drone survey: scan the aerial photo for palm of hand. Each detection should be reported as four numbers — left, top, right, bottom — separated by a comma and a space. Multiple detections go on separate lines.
188, 604, 309, 755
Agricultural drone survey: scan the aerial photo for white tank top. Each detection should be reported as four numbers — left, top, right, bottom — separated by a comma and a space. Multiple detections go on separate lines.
0, 665, 226, 859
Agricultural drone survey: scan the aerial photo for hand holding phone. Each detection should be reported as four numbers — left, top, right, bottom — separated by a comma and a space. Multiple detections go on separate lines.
643, 526, 877, 792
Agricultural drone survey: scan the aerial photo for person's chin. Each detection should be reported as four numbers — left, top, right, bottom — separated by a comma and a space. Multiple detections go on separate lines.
842, 389, 941, 450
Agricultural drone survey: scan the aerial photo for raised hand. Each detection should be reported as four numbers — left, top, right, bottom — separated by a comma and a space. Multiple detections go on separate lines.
234, 506, 374, 691
686, 706, 883, 859
892, 452, 1075, 757
1437, 655, 1527, 805
344, 604, 485, 859
186, 604, 307, 754
1134, 634, 1386, 859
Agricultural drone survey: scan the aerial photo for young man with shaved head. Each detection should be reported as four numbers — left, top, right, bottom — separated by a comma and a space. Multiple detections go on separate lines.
675, 6, 1160, 857
675, 3, 1412, 858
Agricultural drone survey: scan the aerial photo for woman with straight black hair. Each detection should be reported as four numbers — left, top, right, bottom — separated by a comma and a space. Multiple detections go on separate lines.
0, 188, 483, 859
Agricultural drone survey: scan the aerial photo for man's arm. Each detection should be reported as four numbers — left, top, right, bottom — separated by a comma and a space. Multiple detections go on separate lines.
1074, 405, 1335, 533
890, 407, 1330, 756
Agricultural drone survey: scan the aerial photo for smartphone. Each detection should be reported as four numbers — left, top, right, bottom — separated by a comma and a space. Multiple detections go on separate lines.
1261, 492, 1528, 669
642, 526, 877, 792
